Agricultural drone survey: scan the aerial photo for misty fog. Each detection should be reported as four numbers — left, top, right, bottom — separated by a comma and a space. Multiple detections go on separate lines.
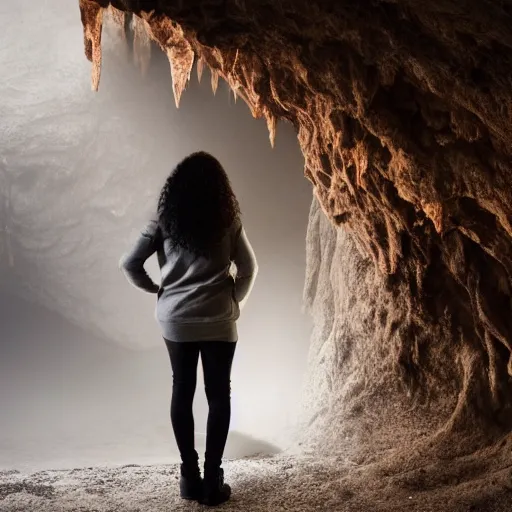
0, 0, 312, 472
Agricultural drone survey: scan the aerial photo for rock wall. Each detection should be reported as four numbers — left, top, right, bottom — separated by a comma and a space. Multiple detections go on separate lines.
78, 0, 512, 455
302, 196, 473, 461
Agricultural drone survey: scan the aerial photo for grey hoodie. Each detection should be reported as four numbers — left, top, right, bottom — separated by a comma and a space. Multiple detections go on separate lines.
119, 219, 258, 342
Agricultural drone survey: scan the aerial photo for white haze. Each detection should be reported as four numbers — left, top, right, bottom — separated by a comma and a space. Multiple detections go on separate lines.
0, 0, 312, 471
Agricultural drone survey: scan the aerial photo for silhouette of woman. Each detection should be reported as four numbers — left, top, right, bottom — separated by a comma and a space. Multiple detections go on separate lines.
120, 152, 258, 506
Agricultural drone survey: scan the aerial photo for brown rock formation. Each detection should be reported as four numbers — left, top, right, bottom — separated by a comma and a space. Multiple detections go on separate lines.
78, 0, 512, 477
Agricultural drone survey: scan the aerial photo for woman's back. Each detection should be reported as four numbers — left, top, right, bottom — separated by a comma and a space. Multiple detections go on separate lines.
120, 218, 257, 342
156, 219, 241, 341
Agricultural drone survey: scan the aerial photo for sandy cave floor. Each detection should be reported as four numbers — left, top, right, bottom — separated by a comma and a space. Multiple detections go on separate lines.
1, 453, 511, 512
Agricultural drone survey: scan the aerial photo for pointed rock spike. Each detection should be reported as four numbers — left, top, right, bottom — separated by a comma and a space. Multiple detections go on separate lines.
229, 82, 238, 103
79, 0, 104, 91
266, 112, 277, 148
108, 5, 126, 39
197, 57, 205, 83
167, 45, 195, 108
105, 6, 129, 55
211, 70, 219, 95
132, 15, 152, 75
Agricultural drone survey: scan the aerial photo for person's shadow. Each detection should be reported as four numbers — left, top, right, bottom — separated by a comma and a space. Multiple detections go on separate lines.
195, 430, 282, 460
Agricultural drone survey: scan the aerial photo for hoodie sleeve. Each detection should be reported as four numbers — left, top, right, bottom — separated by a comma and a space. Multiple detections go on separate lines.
119, 220, 160, 294
232, 225, 258, 304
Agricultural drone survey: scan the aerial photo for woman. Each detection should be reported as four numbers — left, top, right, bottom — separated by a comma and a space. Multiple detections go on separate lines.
119, 152, 258, 506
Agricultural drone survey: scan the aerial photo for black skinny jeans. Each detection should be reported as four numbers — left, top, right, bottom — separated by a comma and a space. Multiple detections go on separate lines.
164, 339, 237, 474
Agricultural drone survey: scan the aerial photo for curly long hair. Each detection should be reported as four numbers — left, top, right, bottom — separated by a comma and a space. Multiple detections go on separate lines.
157, 152, 241, 257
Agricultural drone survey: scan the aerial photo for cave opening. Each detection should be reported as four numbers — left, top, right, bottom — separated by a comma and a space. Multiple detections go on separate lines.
0, 0, 312, 472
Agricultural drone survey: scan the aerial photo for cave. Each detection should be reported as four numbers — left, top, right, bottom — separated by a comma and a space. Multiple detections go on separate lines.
2, 0, 512, 510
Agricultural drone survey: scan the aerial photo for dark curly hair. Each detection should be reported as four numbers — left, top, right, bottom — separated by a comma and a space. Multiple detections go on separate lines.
157, 152, 241, 257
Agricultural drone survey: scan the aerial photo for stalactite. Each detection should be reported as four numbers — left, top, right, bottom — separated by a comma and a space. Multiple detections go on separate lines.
166, 45, 195, 108
79, 0, 104, 91
106, 5, 126, 41
265, 109, 277, 148
196, 56, 205, 83
211, 69, 219, 95
131, 15, 151, 75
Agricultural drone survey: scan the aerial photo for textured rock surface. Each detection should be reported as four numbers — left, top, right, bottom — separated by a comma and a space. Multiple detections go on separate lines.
301, 197, 512, 499
78, 0, 512, 468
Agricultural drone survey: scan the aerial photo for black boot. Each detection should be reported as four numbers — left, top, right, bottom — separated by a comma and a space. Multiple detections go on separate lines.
179, 463, 203, 501
199, 467, 231, 506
